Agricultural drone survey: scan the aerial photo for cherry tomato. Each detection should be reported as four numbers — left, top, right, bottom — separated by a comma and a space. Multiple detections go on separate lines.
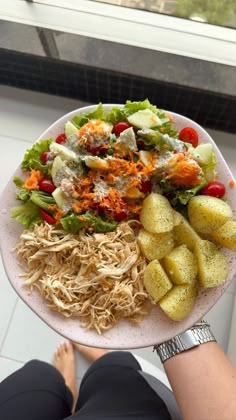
114, 209, 128, 222
178, 127, 199, 147
87, 145, 107, 156
38, 179, 56, 193
56, 133, 67, 144
113, 122, 132, 136
113, 198, 129, 221
39, 209, 56, 225
200, 181, 226, 198
41, 151, 51, 164
140, 180, 152, 194
136, 139, 146, 149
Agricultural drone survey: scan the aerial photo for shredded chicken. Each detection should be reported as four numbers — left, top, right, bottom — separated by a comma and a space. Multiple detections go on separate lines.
15, 223, 148, 334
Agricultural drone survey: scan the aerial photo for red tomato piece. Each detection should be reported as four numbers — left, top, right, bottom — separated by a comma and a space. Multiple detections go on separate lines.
41, 151, 51, 164
140, 180, 152, 194
114, 209, 128, 222
87, 145, 107, 156
39, 209, 56, 224
113, 122, 132, 136
136, 139, 146, 148
200, 181, 226, 198
178, 127, 199, 147
56, 133, 67, 144
38, 179, 56, 193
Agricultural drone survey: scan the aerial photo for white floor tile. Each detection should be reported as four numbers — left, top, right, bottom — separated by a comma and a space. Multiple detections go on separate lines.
1, 299, 64, 363
0, 356, 24, 382
226, 277, 236, 294
0, 255, 18, 351
204, 291, 234, 351
130, 347, 164, 372
0, 136, 30, 193
75, 350, 91, 382
0, 86, 89, 142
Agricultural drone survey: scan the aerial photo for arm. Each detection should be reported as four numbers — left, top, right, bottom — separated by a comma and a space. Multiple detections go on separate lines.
164, 341, 236, 420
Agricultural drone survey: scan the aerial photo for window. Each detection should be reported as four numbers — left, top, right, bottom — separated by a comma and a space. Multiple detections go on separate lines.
92, 0, 236, 29
0, 0, 235, 65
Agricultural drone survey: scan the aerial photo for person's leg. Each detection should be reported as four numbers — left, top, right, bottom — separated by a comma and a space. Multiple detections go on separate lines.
0, 342, 77, 420
70, 344, 171, 420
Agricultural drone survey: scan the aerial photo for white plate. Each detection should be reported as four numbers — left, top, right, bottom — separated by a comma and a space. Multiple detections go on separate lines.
0, 104, 236, 349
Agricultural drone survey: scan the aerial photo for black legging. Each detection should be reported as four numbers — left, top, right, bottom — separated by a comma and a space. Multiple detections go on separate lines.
0, 351, 171, 420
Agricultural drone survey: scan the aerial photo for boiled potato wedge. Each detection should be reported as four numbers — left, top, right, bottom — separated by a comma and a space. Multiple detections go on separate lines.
163, 245, 198, 285
144, 260, 172, 303
138, 228, 175, 261
209, 220, 236, 251
173, 211, 201, 251
188, 195, 232, 234
140, 193, 174, 233
159, 284, 198, 321
194, 239, 229, 288
172, 210, 182, 226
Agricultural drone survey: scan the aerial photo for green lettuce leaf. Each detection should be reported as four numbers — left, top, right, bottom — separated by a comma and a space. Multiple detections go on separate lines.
21, 138, 53, 175
123, 99, 157, 115
72, 103, 105, 128
105, 99, 157, 125
13, 176, 24, 188
105, 107, 127, 124
17, 189, 31, 202
202, 151, 217, 181
61, 212, 118, 233
30, 190, 56, 212
174, 181, 208, 205
10, 202, 42, 228
138, 129, 183, 150
160, 179, 208, 206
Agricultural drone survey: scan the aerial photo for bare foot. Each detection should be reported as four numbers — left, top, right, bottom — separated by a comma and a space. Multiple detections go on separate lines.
72, 342, 108, 363
53, 342, 78, 413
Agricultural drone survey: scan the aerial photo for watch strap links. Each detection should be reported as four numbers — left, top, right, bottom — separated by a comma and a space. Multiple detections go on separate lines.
154, 322, 216, 363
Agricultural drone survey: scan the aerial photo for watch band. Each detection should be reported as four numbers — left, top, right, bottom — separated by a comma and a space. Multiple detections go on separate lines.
154, 321, 216, 363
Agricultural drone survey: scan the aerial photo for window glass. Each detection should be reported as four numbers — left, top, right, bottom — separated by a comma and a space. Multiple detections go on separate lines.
92, 0, 236, 29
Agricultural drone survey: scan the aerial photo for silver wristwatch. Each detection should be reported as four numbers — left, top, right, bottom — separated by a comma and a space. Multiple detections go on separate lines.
154, 321, 216, 363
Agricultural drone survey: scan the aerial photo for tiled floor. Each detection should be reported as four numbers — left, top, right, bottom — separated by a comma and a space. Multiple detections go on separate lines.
0, 86, 236, 386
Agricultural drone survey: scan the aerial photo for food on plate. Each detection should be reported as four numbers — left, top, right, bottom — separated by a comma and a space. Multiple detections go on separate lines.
143, 260, 172, 302
138, 228, 175, 261
163, 245, 198, 285
15, 222, 148, 334
194, 240, 229, 288
188, 195, 232, 234
209, 220, 236, 251
200, 181, 226, 198
10, 99, 235, 331
173, 211, 201, 251
159, 283, 198, 321
140, 193, 174, 233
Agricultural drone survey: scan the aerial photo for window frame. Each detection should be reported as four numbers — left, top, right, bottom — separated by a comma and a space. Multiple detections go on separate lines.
0, 0, 235, 66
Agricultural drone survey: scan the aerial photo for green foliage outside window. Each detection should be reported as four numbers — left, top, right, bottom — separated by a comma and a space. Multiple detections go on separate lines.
175, 0, 236, 26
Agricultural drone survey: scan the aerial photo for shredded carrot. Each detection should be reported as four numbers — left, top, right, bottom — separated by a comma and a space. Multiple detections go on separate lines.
167, 153, 203, 187
229, 180, 235, 187
54, 209, 65, 224
127, 202, 143, 215
23, 170, 43, 190
78, 120, 108, 146
98, 189, 124, 220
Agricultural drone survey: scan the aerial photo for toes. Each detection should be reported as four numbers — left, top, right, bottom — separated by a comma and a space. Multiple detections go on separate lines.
67, 341, 74, 355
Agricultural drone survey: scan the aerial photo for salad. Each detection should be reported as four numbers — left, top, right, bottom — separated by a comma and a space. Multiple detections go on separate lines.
11, 99, 225, 232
